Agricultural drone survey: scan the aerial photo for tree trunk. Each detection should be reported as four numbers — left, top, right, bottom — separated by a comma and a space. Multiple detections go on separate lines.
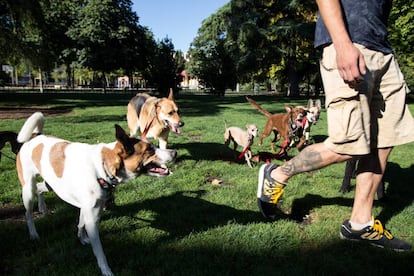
14, 67, 18, 85
102, 72, 107, 94
39, 68, 44, 93
287, 59, 299, 98
66, 64, 73, 89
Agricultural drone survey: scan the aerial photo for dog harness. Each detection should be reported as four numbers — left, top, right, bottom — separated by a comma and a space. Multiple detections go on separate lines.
288, 117, 300, 139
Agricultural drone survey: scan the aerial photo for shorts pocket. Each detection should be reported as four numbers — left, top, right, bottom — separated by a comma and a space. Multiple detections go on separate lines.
327, 100, 364, 143
320, 45, 337, 71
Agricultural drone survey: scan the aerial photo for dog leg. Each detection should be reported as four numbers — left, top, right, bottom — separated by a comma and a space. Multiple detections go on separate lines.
22, 181, 40, 240
158, 137, 167, 150
36, 181, 50, 214
270, 130, 281, 152
245, 150, 253, 168
259, 127, 272, 146
77, 209, 90, 245
82, 207, 113, 276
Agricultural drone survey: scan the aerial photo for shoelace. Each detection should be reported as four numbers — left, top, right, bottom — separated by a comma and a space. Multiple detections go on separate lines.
265, 181, 284, 204
372, 219, 394, 240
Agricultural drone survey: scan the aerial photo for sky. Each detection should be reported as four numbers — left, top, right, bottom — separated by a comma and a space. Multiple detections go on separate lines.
132, 0, 229, 52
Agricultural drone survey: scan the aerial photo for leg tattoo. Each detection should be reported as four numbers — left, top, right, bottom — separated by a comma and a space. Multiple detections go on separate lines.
280, 147, 324, 177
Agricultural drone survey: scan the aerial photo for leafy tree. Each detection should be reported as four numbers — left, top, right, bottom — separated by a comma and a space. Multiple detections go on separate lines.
40, 0, 85, 88
389, 0, 414, 89
68, 0, 148, 90
228, 0, 318, 97
0, 0, 48, 86
148, 37, 181, 96
187, 3, 237, 95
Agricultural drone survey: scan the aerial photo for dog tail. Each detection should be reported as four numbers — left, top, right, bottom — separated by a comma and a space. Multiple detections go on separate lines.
246, 96, 272, 117
17, 112, 44, 143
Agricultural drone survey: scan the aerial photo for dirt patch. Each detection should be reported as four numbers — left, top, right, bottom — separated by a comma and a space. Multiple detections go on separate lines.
0, 106, 72, 120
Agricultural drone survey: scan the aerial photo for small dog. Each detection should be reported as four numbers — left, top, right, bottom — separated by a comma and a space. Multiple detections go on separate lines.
293, 99, 322, 149
224, 124, 258, 168
16, 112, 177, 276
127, 89, 184, 149
246, 97, 307, 156
0, 131, 22, 160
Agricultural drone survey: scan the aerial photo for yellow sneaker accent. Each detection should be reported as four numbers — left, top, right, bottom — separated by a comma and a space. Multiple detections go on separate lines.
263, 179, 285, 204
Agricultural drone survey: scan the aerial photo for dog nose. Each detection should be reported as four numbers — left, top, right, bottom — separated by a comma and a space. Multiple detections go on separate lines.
178, 121, 185, 127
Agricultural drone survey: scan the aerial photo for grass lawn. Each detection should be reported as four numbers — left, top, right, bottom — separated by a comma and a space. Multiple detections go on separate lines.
1, 92, 413, 275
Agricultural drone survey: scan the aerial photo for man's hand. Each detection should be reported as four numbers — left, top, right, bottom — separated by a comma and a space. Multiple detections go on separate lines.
335, 42, 366, 88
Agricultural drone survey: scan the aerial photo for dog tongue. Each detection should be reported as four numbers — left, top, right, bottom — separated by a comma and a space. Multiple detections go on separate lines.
170, 123, 181, 134
147, 165, 171, 176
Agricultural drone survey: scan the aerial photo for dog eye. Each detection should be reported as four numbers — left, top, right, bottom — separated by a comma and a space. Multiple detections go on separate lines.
169, 111, 176, 116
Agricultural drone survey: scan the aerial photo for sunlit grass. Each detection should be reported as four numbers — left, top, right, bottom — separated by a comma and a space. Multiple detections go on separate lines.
1, 93, 413, 275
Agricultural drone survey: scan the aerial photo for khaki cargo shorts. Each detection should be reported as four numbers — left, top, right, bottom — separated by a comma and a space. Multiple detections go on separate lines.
320, 43, 414, 155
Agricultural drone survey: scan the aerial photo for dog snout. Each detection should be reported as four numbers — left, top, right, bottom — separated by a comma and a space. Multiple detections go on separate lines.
156, 148, 177, 163
178, 121, 184, 127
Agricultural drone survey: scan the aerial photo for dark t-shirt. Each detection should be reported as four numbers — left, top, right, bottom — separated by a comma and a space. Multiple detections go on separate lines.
314, 0, 393, 54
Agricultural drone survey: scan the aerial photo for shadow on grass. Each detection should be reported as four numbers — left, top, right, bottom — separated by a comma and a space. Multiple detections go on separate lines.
173, 141, 249, 165
288, 161, 414, 228
379, 162, 414, 224
105, 190, 414, 275
2, 183, 413, 275
57, 114, 127, 124
109, 190, 281, 241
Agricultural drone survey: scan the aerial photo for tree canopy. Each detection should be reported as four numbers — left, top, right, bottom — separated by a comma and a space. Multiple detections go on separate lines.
188, 0, 413, 95
1, 0, 413, 94
0, 0, 180, 93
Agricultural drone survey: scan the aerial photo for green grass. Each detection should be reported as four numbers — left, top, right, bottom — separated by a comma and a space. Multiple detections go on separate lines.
1, 93, 414, 275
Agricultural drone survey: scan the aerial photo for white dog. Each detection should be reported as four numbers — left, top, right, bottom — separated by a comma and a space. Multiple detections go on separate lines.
224, 124, 259, 168
16, 112, 176, 276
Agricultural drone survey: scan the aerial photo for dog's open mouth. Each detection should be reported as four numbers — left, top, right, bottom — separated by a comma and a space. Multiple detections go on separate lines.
144, 163, 172, 177
166, 121, 181, 134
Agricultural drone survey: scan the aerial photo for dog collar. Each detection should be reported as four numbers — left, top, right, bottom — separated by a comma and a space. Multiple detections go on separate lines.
99, 163, 120, 190
97, 177, 118, 190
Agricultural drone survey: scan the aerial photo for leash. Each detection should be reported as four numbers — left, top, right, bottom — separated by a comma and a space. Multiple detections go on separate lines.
141, 116, 155, 139
141, 101, 159, 139
0, 151, 16, 161
238, 145, 251, 159
238, 136, 253, 159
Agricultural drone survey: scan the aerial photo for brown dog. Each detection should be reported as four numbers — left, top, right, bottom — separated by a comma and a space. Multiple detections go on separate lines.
246, 97, 307, 156
127, 89, 184, 149
224, 124, 258, 168
0, 131, 22, 161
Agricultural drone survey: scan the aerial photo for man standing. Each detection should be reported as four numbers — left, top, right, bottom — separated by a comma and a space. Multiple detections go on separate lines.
257, 0, 414, 251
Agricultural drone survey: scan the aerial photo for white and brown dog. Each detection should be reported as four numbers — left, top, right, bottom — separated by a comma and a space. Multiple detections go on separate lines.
127, 89, 184, 149
224, 124, 258, 168
294, 99, 322, 149
16, 112, 176, 276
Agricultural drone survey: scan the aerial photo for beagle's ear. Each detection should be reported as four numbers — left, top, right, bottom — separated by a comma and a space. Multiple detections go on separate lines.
115, 124, 134, 155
